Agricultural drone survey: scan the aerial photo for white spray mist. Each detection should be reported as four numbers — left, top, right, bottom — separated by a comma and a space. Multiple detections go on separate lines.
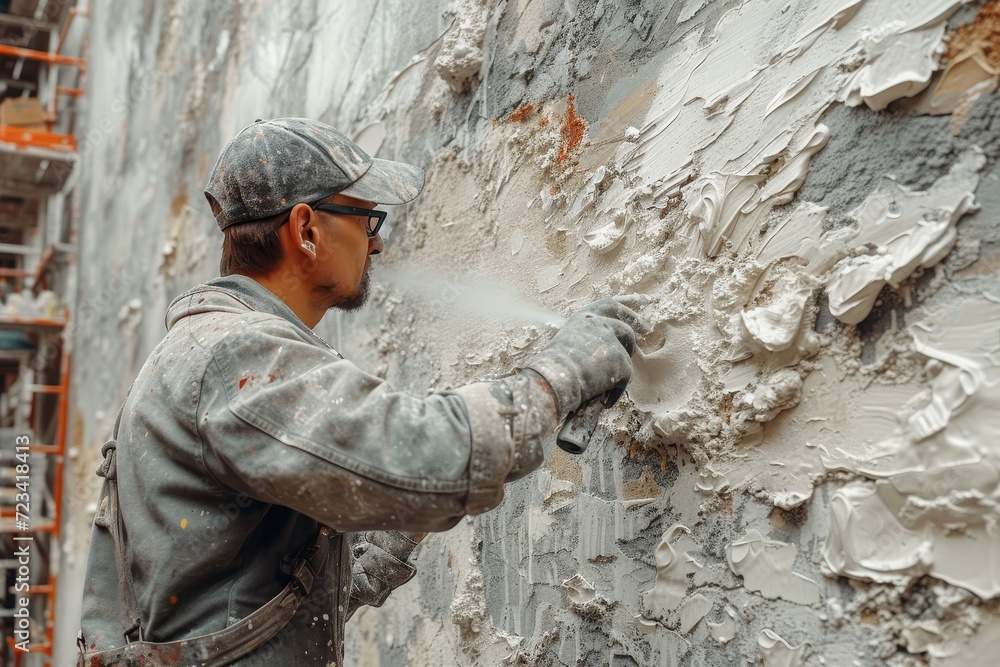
375, 267, 567, 326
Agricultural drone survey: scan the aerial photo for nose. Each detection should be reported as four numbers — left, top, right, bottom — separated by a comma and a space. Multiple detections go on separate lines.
369, 233, 384, 256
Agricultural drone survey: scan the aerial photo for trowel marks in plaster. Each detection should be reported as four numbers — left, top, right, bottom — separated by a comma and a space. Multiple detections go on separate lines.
684, 124, 831, 260
677, 593, 713, 634
907, 1, 1000, 132
751, 145, 984, 326
908, 47, 999, 128
636, 147, 985, 509
642, 524, 702, 619
824, 296, 1000, 599
589, 0, 987, 468
621, 0, 972, 209
707, 606, 739, 647
758, 629, 807, 667
726, 529, 820, 605
823, 149, 983, 324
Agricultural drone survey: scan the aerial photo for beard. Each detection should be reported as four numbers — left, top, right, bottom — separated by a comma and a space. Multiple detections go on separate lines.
331, 265, 371, 312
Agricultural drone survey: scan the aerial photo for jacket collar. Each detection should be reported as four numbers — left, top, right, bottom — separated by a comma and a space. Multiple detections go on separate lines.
166, 275, 337, 353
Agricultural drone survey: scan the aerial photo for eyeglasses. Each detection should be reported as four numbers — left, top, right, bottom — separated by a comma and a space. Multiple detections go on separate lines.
313, 204, 386, 238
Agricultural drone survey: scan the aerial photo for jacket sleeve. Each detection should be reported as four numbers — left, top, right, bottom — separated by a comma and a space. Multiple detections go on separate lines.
346, 531, 421, 620
197, 317, 558, 533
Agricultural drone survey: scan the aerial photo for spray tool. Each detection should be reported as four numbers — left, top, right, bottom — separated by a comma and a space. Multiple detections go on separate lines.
556, 294, 657, 455
556, 383, 627, 454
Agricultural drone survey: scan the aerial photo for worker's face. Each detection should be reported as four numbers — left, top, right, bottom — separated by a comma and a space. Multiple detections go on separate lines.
312, 193, 384, 311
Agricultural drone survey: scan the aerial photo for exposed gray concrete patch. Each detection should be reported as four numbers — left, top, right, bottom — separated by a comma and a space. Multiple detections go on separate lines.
800, 92, 1000, 223
798, 92, 1000, 361
947, 0, 987, 30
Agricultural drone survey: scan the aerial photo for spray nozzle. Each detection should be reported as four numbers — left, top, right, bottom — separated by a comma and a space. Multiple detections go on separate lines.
555, 383, 626, 454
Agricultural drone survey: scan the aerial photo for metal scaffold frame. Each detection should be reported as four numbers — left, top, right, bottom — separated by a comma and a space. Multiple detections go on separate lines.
0, 1, 88, 665
1, 323, 71, 665
0, 0, 88, 149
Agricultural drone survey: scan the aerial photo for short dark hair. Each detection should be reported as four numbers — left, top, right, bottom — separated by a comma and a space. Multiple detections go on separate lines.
219, 211, 289, 276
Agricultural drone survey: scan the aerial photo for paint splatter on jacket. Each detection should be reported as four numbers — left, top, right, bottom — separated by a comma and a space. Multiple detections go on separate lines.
79, 275, 558, 666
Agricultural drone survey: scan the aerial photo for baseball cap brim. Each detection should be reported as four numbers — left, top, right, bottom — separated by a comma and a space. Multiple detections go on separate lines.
339, 157, 425, 205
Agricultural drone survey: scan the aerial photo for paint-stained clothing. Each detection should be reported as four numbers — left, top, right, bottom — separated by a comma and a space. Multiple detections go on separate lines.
79, 275, 558, 666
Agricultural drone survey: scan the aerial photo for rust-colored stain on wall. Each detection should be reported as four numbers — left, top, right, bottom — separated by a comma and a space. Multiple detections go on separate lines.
508, 103, 534, 122
557, 94, 585, 163
170, 192, 188, 216
947, 0, 1000, 67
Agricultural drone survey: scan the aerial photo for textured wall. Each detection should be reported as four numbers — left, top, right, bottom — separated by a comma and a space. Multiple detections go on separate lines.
57, 0, 1000, 665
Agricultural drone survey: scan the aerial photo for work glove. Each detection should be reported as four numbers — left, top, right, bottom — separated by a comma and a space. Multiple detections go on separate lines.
523, 297, 649, 422
352, 531, 423, 564
348, 531, 424, 617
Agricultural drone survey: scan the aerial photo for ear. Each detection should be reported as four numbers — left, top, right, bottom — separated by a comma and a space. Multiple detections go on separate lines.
287, 203, 317, 258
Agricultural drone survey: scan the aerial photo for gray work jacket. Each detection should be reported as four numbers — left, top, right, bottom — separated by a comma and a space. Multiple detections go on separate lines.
79, 275, 558, 666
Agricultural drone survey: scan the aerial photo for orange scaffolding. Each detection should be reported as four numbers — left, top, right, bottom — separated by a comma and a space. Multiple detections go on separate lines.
0, 126, 75, 152
1, 322, 71, 665
0, 1, 88, 665
0, 43, 84, 68
0, 0, 88, 135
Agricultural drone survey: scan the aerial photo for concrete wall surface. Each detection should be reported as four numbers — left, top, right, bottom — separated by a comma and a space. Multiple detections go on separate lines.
56, 0, 1000, 665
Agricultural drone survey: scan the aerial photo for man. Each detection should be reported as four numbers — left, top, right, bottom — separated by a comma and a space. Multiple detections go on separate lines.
78, 118, 645, 666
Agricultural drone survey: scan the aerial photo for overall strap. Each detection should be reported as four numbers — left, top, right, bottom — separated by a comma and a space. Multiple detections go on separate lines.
95, 388, 144, 642
78, 527, 332, 667
80, 387, 334, 666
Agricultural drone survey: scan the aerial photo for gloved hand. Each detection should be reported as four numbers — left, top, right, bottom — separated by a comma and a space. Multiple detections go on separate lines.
523, 297, 649, 422
353, 531, 423, 563
349, 531, 421, 615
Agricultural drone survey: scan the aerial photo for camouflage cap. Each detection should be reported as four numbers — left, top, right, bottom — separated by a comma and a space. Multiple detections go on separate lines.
204, 118, 425, 230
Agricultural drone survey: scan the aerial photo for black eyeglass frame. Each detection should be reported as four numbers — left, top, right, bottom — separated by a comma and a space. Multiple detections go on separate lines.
313, 204, 386, 238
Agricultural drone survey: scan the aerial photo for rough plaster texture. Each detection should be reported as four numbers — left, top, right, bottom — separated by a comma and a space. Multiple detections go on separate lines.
55, 0, 1000, 665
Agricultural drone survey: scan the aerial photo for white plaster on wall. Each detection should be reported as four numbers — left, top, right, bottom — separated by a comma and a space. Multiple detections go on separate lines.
824, 296, 1000, 600
64, 0, 1000, 664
